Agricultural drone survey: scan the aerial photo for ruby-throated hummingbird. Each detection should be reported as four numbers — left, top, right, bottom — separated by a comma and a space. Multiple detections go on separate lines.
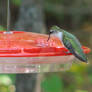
47, 26, 87, 63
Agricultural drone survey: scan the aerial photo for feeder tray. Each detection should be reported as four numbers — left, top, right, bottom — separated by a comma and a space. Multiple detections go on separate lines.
0, 31, 90, 73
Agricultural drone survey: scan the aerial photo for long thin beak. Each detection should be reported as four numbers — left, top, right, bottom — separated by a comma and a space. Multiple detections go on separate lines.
47, 33, 51, 42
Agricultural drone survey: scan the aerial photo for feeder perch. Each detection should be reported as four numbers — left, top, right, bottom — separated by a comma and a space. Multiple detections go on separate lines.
0, 31, 90, 73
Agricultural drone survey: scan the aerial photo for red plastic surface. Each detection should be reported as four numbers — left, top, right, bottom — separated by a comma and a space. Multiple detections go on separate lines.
0, 31, 90, 57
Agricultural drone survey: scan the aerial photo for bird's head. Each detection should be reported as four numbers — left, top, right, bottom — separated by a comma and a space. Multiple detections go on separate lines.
47, 26, 63, 41
50, 26, 61, 34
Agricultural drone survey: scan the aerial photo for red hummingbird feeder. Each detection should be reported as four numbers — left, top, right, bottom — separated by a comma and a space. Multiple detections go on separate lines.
0, 31, 90, 73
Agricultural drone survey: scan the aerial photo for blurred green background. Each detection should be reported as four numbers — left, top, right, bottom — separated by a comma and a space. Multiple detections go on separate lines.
0, 0, 92, 92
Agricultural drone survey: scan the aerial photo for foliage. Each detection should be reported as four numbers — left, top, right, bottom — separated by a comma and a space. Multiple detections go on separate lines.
0, 26, 5, 31
41, 62, 92, 92
41, 74, 63, 92
11, 0, 21, 6
75, 89, 88, 92
0, 74, 16, 92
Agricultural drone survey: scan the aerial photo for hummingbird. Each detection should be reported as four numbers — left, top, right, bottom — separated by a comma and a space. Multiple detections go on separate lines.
47, 26, 87, 63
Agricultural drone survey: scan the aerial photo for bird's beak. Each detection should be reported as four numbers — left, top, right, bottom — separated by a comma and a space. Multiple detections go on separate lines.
47, 31, 53, 42
47, 34, 51, 42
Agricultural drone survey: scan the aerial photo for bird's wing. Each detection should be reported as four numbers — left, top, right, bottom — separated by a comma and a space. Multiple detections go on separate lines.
63, 33, 87, 62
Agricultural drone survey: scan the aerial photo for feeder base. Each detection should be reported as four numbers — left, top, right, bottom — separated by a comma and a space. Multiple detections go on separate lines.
0, 55, 74, 73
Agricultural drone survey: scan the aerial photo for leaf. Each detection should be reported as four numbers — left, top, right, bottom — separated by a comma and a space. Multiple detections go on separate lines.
11, 0, 21, 6
0, 26, 5, 31
88, 74, 92, 84
41, 74, 63, 92
75, 89, 88, 92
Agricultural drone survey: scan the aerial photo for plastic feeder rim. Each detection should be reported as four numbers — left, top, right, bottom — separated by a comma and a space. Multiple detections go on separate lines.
0, 31, 90, 57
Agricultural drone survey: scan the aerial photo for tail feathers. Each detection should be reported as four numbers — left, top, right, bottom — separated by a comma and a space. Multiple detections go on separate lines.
64, 41, 87, 63
70, 49, 87, 63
